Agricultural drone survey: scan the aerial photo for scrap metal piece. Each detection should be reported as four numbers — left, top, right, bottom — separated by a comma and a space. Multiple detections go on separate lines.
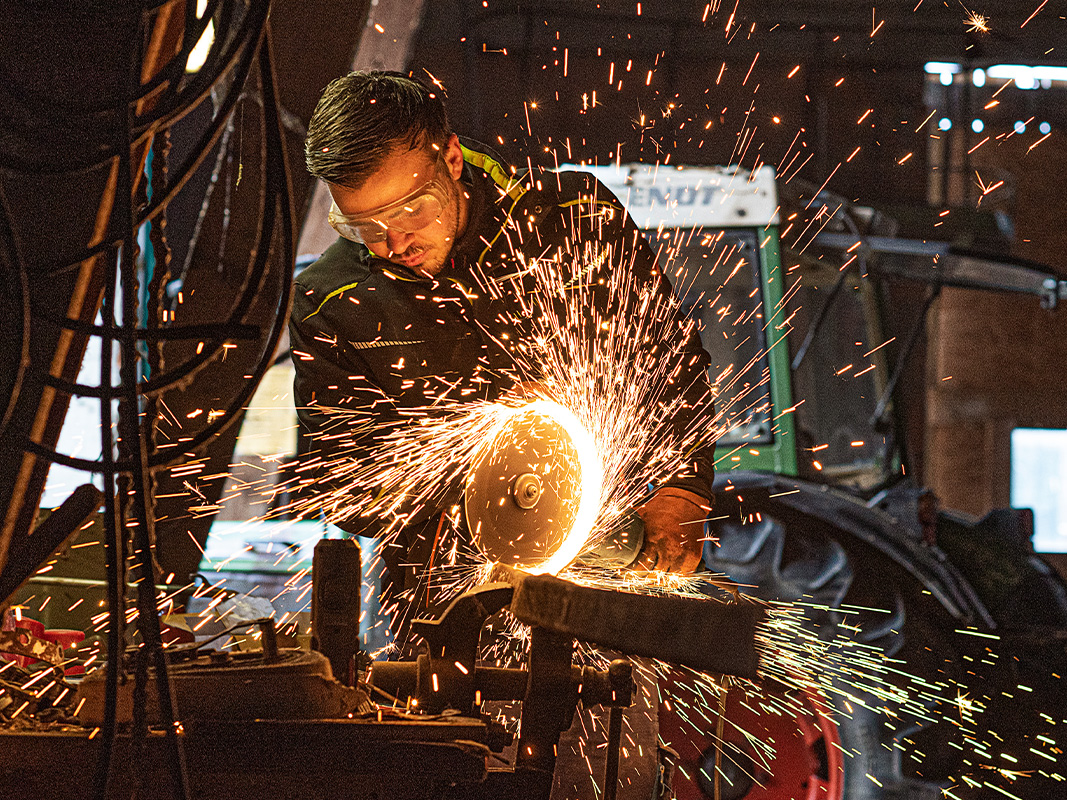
0, 628, 64, 667
494, 566, 765, 679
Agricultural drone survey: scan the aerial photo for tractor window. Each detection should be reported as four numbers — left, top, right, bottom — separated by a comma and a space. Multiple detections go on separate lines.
649, 227, 773, 447
786, 259, 891, 489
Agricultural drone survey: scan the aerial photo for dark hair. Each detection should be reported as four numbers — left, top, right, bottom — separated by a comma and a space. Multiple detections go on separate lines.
305, 71, 450, 188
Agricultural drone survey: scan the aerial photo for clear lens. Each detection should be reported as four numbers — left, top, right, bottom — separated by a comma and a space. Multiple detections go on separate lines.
383, 192, 445, 232
328, 160, 450, 245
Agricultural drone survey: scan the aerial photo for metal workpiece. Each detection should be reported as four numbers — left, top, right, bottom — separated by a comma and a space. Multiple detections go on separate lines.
376, 566, 763, 718
494, 566, 765, 679
366, 573, 645, 796
361, 565, 764, 799
312, 538, 363, 684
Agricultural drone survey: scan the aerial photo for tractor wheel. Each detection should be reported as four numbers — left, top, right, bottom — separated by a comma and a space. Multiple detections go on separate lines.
662, 511, 957, 800
660, 680, 845, 800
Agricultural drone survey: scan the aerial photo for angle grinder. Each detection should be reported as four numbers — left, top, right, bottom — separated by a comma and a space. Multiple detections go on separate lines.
464, 399, 643, 574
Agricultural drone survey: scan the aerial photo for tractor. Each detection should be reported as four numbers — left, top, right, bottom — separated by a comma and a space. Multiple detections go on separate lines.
569, 161, 1067, 799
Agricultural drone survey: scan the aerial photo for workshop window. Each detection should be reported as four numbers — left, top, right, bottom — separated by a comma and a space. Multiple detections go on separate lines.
1011, 427, 1067, 553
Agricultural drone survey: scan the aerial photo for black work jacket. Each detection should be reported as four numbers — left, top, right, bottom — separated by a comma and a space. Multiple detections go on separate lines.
289, 142, 716, 541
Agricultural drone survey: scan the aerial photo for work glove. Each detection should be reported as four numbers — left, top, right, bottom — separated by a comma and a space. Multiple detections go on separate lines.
633, 487, 711, 574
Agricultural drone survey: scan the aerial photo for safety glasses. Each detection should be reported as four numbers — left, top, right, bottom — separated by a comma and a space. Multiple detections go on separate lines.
328, 157, 450, 244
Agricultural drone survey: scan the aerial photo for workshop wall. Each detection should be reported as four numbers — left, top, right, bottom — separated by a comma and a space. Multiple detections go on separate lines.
406, 1, 931, 207
927, 131, 1067, 522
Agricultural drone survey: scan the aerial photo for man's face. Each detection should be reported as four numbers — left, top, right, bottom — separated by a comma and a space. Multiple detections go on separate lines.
329, 133, 468, 277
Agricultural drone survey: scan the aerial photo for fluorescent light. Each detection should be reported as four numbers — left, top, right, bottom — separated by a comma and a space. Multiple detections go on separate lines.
971, 119, 984, 133
972, 68, 986, 87
924, 61, 962, 74
938, 117, 952, 131
986, 64, 1067, 89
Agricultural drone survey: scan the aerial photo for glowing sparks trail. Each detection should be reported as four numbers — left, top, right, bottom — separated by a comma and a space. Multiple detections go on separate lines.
963, 8, 991, 34
181, 187, 1065, 798
277, 219, 739, 590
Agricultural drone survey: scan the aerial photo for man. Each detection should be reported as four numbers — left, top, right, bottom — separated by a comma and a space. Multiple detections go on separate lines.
292, 67, 717, 800
291, 70, 714, 616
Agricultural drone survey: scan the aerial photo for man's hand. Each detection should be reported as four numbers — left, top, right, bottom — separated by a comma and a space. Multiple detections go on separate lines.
633, 487, 711, 574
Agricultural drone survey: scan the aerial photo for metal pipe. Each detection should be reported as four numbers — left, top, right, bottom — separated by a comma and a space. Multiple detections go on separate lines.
604, 705, 622, 800
870, 284, 941, 429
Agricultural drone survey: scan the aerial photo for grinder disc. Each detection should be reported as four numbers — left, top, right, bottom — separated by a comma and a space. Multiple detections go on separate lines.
465, 401, 595, 572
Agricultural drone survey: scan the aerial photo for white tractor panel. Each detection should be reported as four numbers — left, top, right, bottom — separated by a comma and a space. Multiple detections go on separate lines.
557, 162, 779, 229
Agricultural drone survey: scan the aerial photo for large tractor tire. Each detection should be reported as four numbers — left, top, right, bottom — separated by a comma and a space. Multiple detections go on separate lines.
662, 473, 1067, 800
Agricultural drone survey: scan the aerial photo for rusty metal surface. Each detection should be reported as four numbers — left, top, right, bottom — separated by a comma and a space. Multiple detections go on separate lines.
0, 630, 63, 667
495, 567, 765, 679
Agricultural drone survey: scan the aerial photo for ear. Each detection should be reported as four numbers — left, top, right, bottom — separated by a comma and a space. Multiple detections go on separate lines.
442, 133, 464, 180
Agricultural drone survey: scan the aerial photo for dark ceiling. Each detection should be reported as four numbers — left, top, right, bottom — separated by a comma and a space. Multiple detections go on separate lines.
409, 0, 1067, 205
427, 0, 1067, 65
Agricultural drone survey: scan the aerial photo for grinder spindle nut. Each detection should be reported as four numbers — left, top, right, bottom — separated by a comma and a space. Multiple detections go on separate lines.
513, 473, 543, 509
